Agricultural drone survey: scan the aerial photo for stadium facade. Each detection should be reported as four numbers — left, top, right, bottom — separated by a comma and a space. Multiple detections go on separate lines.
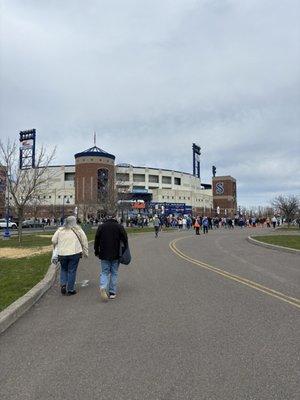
2, 145, 215, 220
2, 143, 237, 220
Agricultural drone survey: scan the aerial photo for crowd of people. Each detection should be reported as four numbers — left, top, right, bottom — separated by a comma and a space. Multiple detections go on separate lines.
148, 214, 284, 234
50, 212, 285, 301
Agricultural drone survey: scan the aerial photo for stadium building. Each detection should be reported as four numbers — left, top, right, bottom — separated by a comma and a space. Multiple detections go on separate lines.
2, 144, 215, 220
2, 141, 237, 220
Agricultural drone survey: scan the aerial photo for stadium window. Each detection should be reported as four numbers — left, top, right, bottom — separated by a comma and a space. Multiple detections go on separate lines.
116, 173, 130, 182
174, 177, 181, 185
162, 176, 171, 184
133, 174, 145, 182
64, 172, 75, 181
149, 175, 159, 183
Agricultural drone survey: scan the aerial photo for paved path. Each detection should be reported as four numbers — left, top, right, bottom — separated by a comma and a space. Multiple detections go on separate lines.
0, 228, 299, 400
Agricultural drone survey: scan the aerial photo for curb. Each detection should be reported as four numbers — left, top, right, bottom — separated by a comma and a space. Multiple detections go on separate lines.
247, 236, 300, 255
0, 263, 58, 335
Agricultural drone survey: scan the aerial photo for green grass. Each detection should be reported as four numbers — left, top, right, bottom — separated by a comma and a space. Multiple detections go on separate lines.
277, 226, 300, 231
0, 252, 51, 312
253, 235, 300, 250
0, 233, 53, 311
0, 234, 52, 248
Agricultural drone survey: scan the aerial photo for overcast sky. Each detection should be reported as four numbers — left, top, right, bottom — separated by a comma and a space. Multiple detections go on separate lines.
0, 0, 299, 207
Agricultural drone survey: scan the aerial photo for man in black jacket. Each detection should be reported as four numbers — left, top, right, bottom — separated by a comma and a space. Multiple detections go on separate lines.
94, 216, 128, 301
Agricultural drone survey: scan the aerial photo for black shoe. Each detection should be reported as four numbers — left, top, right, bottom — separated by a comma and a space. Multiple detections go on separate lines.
61, 285, 67, 295
67, 290, 77, 296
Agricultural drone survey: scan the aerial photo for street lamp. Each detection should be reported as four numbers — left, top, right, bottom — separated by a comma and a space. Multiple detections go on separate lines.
61, 195, 70, 225
3, 170, 11, 239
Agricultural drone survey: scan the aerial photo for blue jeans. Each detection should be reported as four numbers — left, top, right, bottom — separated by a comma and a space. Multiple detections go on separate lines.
100, 259, 120, 295
59, 253, 81, 291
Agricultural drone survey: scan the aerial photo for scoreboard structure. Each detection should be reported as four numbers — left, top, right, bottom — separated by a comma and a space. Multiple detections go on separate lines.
19, 129, 36, 169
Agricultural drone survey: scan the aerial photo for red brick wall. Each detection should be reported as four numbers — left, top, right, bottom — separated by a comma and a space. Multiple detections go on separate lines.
75, 156, 115, 211
212, 176, 237, 216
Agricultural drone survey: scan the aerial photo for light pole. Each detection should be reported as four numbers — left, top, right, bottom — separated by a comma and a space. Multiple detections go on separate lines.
3, 170, 10, 239
61, 195, 70, 225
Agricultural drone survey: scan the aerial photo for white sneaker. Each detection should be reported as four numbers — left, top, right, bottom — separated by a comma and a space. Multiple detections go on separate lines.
100, 287, 108, 302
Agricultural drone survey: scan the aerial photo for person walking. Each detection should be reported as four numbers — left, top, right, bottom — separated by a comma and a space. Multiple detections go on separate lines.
194, 217, 200, 235
94, 213, 128, 301
271, 216, 277, 229
52, 216, 89, 296
202, 217, 209, 234
153, 215, 160, 238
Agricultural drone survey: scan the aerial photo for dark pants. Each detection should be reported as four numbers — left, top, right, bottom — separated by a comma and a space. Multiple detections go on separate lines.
154, 226, 160, 237
203, 226, 208, 234
195, 227, 200, 235
59, 253, 81, 291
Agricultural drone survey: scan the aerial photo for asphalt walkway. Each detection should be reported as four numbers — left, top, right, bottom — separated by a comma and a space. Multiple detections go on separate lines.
0, 228, 299, 400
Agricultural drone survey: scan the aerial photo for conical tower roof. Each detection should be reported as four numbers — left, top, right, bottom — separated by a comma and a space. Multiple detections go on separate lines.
75, 145, 115, 160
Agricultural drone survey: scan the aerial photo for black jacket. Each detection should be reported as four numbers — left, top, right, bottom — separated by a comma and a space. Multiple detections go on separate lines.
94, 219, 128, 261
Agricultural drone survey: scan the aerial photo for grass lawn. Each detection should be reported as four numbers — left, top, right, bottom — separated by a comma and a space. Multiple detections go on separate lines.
0, 234, 52, 248
0, 234, 53, 311
0, 252, 51, 312
253, 235, 300, 250
277, 227, 300, 231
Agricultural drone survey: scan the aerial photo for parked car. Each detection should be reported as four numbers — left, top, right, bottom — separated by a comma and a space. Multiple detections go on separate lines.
0, 219, 18, 229
22, 219, 45, 228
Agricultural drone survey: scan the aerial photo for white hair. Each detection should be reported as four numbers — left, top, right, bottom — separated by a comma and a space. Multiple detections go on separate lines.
64, 216, 77, 228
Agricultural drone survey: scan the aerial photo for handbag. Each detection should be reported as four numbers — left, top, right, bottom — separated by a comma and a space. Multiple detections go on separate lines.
119, 241, 131, 265
51, 246, 59, 264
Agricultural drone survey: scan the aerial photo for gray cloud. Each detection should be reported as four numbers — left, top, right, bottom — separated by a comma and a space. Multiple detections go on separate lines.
0, 0, 299, 206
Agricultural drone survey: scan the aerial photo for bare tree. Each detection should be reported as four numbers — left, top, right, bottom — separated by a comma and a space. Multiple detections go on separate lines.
115, 174, 132, 221
0, 139, 55, 243
77, 200, 98, 222
272, 195, 299, 227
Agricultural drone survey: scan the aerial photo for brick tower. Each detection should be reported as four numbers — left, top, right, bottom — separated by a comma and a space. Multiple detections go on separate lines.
75, 146, 115, 219
212, 176, 237, 217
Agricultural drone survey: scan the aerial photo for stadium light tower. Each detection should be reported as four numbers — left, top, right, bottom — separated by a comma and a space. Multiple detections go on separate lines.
192, 143, 201, 179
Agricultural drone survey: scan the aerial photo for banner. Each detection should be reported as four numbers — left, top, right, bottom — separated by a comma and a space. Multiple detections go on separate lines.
20, 139, 33, 150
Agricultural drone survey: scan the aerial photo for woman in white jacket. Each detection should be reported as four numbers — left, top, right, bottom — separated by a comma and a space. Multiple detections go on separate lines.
52, 216, 88, 295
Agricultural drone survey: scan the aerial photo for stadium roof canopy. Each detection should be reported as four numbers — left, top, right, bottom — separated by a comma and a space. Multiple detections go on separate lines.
75, 146, 115, 160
